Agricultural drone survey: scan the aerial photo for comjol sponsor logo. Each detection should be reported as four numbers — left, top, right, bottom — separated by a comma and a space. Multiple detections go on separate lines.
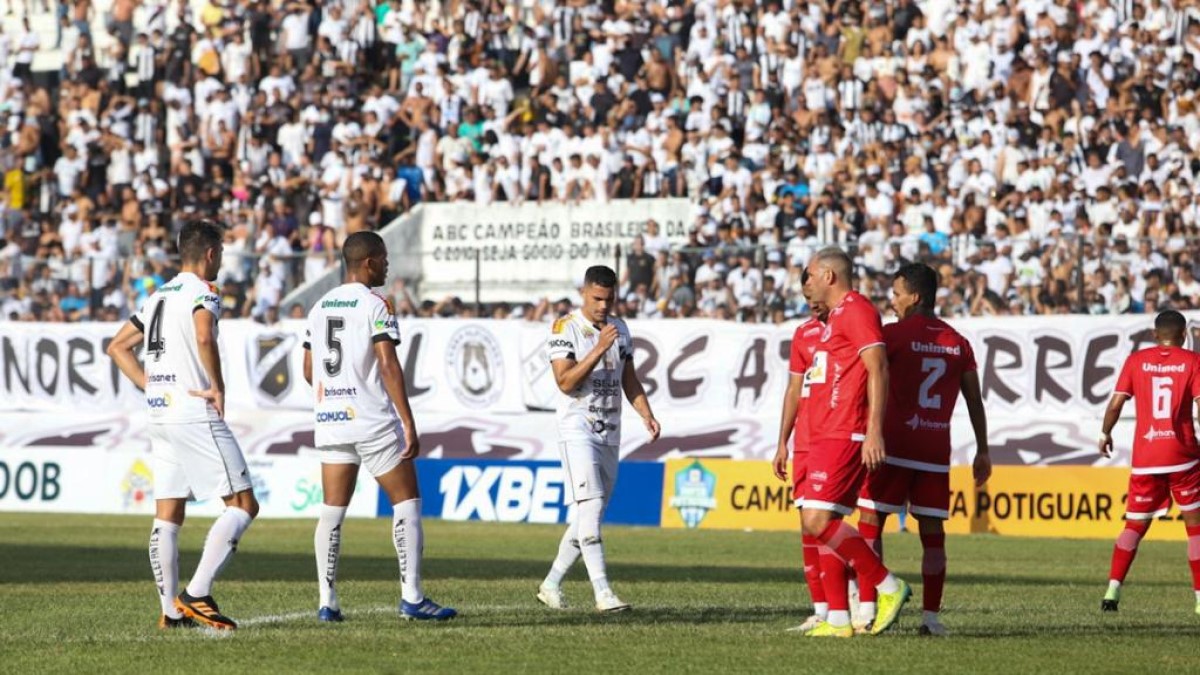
146, 393, 172, 409
316, 407, 356, 423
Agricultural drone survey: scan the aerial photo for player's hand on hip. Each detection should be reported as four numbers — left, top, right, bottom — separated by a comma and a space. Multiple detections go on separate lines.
597, 324, 618, 351
643, 416, 661, 442
772, 444, 788, 482
188, 387, 225, 419
861, 433, 885, 471
1097, 432, 1113, 458
973, 452, 992, 487
402, 428, 421, 460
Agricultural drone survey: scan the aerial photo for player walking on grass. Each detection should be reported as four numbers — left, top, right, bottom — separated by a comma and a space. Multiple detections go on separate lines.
107, 219, 259, 631
537, 265, 661, 613
302, 231, 456, 623
773, 270, 831, 633
855, 263, 991, 636
1098, 310, 1200, 615
798, 247, 911, 638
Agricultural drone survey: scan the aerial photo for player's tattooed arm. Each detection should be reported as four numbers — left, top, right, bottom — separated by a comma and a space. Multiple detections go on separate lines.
860, 344, 888, 472
105, 320, 147, 391
773, 373, 804, 482
376, 340, 420, 459
622, 358, 661, 442
960, 369, 991, 486
1098, 392, 1130, 458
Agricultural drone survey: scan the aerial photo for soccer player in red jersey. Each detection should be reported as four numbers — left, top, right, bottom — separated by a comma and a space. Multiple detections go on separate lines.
1098, 310, 1200, 615
855, 263, 991, 636
772, 270, 830, 633
797, 247, 911, 637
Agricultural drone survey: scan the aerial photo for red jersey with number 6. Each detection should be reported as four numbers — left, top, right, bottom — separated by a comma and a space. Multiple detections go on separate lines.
788, 317, 826, 453
881, 314, 976, 471
806, 291, 884, 443
1113, 346, 1200, 473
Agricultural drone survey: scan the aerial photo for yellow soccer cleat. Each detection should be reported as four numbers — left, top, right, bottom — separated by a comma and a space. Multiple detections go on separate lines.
871, 578, 912, 635
804, 621, 854, 638
851, 618, 874, 635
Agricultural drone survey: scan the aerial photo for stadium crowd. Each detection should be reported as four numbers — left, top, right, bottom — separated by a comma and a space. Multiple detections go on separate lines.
2, 0, 1200, 324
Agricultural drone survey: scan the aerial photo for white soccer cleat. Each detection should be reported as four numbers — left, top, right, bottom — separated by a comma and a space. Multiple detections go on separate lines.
919, 617, 948, 637
594, 589, 631, 613
785, 615, 824, 633
536, 585, 569, 610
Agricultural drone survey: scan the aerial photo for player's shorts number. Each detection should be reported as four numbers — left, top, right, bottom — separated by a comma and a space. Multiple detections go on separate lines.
1152, 376, 1173, 420
918, 357, 946, 410
147, 299, 166, 361
324, 317, 344, 377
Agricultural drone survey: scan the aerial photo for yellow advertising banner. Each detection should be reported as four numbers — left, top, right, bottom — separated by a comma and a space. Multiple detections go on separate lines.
660, 460, 1188, 541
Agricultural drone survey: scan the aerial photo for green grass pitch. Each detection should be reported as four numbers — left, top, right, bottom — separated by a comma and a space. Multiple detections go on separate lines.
2, 513, 1197, 673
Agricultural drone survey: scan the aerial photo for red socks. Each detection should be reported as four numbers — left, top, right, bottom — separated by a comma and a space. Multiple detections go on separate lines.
920, 532, 947, 612
816, 519, 888, 590
1109, 520, 1150, 583
801, 534, 826, 605
857, 517, 883, 603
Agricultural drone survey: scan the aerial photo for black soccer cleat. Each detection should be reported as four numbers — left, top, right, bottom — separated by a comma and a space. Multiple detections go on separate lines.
176, 591, 238, 630
158, 614, 198, 630
1100, 599, 1119, 612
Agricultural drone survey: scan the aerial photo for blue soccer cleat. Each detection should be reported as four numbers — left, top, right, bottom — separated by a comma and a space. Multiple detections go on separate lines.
400, 598, 457, 621
318, 606, 344, 622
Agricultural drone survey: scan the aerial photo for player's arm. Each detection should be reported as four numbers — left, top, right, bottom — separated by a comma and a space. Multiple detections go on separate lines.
551, 324, 617, 393
377, 340, 420, 459
1098, 393, 1129, 458
774, 372, 804, 481
105, 320, 146, 390
188, 308, 226, 419
622, 357, 661, 442
303, 349, 313, 386
960, 369, 991, 486
860, 344, 888, 472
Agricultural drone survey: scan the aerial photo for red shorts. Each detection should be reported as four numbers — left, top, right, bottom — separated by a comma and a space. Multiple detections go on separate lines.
791, 452, 808, 506
801, 439, 867, 516
1124, 464, 1200, 520
858, 461, 950, 519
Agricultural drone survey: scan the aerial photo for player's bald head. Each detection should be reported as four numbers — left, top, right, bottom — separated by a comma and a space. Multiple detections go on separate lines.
1154, 310, 1187, 345
814, 247, 852, 278
342, 231, 387, 267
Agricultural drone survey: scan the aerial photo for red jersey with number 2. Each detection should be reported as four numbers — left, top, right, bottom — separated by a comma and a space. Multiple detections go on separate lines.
882, 314, 976, 470
1114, 346, 1200, 473
788, 317, 825, 453
806, 291, 884, 443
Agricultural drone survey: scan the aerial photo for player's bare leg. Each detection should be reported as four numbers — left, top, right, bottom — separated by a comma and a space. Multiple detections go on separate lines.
917, 517, 948, 636
151, 498, 193, 629
1182, 510, 1200, 616
1103, 518, 1152, 612
177, 489, 259, 630
376, 461, 456, 621
314, 463, 359, 622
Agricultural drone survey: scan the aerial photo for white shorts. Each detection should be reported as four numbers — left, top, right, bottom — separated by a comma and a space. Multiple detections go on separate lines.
149, 421, 253, 502
559, 441, 619, 503
318, 427, 405, 477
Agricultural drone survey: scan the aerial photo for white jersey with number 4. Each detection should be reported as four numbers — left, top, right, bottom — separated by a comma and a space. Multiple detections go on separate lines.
546, 310, 632, 445
134, 271, 222, 424
304, 283, 402, 447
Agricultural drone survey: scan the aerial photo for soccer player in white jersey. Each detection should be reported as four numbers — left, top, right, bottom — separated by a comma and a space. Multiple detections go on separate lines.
537, 265, 661, 613
303, 231, 456, 622
107, 219, 259, 631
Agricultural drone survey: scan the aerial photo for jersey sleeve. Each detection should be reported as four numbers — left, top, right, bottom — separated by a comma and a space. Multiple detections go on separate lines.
302, 320, 312, 351
130, 297, 150, 332
788, 325, 808, 375
193, 282, 220, 317
616, 320, 633, 362
1191, 354, 1200, 401
961, 336, 977, 372
1114, 355, 1135, 398
845, 301, 884, 354
369, 296, 400, 345
547, 316, 577, 362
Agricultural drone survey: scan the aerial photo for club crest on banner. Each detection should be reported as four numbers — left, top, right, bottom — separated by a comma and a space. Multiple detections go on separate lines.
445, 325, 504, 408
248, 333, 296, 403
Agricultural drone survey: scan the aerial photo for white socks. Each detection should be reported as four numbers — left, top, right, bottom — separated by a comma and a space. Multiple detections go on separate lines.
575, 498, 611, 597
186, 507, 254, 598
315, 505, 348, 610
812, 601, 829, 619
827, 609, 850, 627
858, 602, 877, 622
149, 519, 181, 617
543, 521, 581, 589
877, 573, 899, 595
393, 499, 424, 604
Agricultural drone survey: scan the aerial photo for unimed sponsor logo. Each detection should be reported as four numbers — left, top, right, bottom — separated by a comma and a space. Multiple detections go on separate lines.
437, 465, 568, 523
321, 299, 359, 309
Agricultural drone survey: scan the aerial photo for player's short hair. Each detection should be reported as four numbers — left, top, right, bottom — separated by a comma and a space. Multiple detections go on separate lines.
813, 247, 852, 281
343, 231, 386, 266
177, 219, 223, 264
895, 263, 938, 309
1155, 310, 1187, 336
584, 265, 617, 289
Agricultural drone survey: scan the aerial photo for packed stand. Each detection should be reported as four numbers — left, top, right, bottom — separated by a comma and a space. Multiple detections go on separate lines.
2, 0, 1200, 323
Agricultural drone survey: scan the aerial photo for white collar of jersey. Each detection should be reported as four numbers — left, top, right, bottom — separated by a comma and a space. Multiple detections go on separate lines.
572, 309, 609, 332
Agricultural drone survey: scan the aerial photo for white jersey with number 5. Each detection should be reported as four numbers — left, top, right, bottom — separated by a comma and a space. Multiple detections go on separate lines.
546, 310, 632, 445
304, 283, 402, 447
134, 271, 222, 424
